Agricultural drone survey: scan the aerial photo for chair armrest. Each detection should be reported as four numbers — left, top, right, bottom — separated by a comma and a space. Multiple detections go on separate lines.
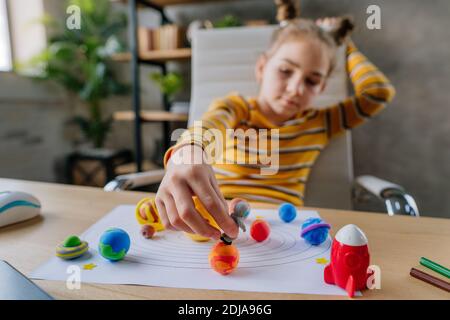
355, 175, 403, 196
104, 169, 165, 191
352, 175, 419, 217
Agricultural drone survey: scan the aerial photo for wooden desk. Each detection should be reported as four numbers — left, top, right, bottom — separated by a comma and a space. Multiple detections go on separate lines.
0, 178, 449, 300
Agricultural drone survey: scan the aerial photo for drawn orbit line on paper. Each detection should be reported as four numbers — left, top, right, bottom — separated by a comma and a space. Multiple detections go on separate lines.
84, 220, 331, 269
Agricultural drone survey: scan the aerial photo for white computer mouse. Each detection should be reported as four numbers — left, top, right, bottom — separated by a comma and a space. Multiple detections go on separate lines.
0, 191, 41, 228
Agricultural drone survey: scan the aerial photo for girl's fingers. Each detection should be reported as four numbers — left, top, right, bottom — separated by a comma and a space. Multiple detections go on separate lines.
155, 196, 176, 231
190, 176, 238, 239
164, 193, 196, 234
209, 174, 230, 219
172, 182, 221, 239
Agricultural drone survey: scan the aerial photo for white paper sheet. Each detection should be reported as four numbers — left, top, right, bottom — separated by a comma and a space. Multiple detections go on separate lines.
31, 205, 356, 296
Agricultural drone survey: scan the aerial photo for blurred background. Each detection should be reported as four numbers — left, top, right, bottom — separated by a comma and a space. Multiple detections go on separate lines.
1, 0, 449, 218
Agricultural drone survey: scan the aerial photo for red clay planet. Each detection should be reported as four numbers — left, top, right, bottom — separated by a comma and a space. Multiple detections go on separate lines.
250, 219, 271, 242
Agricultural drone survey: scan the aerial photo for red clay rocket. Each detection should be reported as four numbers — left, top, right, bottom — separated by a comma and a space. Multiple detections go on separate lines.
324, 224, 370, 298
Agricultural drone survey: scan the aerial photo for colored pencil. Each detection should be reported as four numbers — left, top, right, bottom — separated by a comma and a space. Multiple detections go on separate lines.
410, 268, 450, 293
420, 257, 450, 279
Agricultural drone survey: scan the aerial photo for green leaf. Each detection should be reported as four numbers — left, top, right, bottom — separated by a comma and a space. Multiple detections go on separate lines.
214, 14, 242, 28
48, 42, 77, 61
149, 72, 183, 99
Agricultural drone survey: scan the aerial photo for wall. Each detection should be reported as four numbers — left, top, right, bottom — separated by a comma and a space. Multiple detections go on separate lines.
0, 0, 449, 218
0, 73, 69, 181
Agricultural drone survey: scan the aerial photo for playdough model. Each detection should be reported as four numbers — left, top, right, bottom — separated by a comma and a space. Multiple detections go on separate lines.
136, 196, 249, 243
250, 219, 271, 242
208, 241, 240, 275
220, 198, 250, 244
228, 198, 251, 220
135, 198, 165, 232
98, 228, 131, 261
140, 224, 155, 239
55, 235, 89, 260
300, 218, 331, 246
278, 202, 297, 223
324, 224, 370, 298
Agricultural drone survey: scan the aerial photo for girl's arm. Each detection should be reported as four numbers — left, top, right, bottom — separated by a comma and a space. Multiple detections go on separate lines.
321, 41, 396, 139
154, 94, 247, 240
163, 94, 249, 167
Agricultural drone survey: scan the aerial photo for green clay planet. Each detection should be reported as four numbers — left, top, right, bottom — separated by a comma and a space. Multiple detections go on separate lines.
56, 235, 89, 260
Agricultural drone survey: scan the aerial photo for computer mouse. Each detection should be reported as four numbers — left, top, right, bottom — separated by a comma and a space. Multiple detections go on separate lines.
0, 191, 41, 228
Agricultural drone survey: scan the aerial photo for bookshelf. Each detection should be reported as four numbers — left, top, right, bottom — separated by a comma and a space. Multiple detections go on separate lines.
115, 0, 236, 172
111, 48, 191, 62
114, 110, 189, 122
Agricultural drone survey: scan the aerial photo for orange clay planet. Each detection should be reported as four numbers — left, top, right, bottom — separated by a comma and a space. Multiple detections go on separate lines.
208, 241, 240, 275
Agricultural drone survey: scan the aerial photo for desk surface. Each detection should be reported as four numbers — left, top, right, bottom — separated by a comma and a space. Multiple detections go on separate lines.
0, 178, 449, 300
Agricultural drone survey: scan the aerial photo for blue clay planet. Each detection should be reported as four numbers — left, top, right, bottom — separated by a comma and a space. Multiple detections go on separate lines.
98, 228, 130, 261
278, 202, 297, 223
301, 218, 331, 246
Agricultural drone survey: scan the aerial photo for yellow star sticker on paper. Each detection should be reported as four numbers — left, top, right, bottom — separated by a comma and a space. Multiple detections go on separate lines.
316, 258, 329, 265
83, 263, 97, 270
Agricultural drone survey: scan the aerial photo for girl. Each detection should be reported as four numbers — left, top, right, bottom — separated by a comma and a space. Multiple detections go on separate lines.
151, 0, 396, 240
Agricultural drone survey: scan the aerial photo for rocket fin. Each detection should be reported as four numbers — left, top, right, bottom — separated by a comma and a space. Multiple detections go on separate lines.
345, 275, 356, 298
324, 264, 334, 284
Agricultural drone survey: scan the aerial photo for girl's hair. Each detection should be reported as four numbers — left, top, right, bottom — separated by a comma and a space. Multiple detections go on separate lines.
270, 0, 355, 75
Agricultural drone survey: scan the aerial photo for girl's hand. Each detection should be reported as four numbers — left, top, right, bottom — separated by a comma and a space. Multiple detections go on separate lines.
155, 144, 238, 240
315, 17, 341, 32
316, 16, 353, 46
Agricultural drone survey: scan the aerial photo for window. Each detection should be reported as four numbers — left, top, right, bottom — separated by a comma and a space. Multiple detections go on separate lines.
0, 0, 12, 71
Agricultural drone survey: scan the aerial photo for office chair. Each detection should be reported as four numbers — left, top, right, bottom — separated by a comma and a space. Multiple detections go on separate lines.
105, 26, 419, 216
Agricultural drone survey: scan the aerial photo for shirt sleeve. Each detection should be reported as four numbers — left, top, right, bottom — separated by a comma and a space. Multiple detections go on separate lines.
321, 40, 396, 139
163, 94, 250, 168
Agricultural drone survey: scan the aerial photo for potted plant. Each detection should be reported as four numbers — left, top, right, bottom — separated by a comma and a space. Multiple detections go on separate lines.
23, 0, 128, 149
149, 71, 189, 114
149, 72, 184, 103
214, 14, 242, 28
21, 0, 132, 186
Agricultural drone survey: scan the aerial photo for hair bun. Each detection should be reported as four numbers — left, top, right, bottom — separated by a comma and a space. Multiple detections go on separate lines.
275, 0, 299, 24
330, 16, 355, 45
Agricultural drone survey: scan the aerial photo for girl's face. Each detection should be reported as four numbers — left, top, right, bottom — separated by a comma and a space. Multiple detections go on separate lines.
256, 38, 330, 123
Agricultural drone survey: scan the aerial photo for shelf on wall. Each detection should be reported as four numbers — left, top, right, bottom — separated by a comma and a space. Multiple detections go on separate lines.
112, 48, 191, 62
114, 110, 189, 122
111, 0, 229, 171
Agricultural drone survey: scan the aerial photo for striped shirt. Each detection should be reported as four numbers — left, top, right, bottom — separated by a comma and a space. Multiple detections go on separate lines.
164, 42, 396, 206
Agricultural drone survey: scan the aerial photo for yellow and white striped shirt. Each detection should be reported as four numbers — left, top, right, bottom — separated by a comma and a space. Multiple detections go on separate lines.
164, 42, 396, 206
